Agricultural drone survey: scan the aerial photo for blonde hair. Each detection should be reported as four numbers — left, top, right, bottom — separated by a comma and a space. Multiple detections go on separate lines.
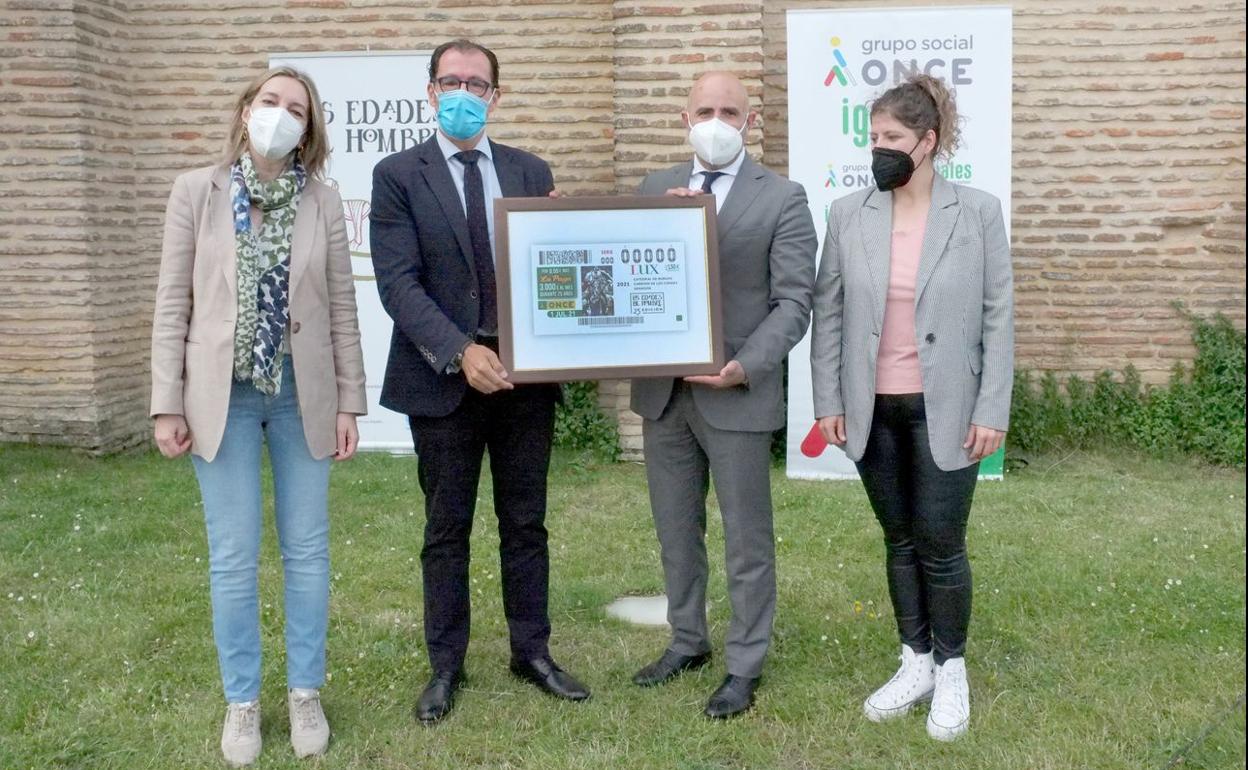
222, 66, 330, 178
870, 73, 962, 160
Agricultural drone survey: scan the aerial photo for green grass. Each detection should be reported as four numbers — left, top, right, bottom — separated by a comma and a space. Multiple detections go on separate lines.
0, 445, 1243, 769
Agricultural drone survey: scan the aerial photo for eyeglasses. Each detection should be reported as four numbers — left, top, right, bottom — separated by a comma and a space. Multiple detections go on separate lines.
434, 75, 494, 97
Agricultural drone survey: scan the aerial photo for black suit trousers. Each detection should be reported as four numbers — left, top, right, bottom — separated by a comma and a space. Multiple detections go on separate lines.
409, 382, 558, 673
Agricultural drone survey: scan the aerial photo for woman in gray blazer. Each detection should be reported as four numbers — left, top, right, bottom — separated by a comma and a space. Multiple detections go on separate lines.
810, 75, 1013, 742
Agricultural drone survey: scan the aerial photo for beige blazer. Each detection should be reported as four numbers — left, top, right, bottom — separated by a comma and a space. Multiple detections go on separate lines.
150, 163, 367, 462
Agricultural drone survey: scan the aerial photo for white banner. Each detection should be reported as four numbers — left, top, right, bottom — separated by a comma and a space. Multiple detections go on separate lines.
272, 52, 435, 451
784, 6, 1012, 479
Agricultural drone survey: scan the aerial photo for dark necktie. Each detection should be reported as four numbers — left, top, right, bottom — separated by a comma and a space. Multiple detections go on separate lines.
700, 170, 725, 194
453, 149, 497, 332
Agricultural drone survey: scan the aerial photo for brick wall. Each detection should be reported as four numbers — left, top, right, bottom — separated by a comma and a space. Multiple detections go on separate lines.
605, 0, 766, 457
761, 0, 1246, 379
612, 0, 764, 191
1, 0, 618, 452
1, 0, 1244, 455
0, 1, 142, 450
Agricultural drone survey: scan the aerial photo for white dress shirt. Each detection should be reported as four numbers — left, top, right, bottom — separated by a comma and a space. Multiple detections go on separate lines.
436, 130, 502, 261
688, 150, 746, 213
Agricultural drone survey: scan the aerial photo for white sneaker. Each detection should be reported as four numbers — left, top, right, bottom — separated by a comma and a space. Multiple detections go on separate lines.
927, 657, 970, 741
288, 688, 330, 758
220, 700, 261, 767
863, 645, 936, 722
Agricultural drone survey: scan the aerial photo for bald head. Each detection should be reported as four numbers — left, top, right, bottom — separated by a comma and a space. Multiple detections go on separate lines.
688, 70, 743, 115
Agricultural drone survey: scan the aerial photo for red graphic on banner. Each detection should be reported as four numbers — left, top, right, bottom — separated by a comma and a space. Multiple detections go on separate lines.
799, 422, 829, 458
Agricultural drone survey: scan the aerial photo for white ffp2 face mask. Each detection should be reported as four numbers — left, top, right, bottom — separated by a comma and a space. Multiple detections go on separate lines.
246, 107, 304, 160
688, 117, 746, 168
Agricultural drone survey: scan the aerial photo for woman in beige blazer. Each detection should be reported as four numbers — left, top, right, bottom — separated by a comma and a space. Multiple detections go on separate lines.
150, 66, 365, 767
810, 75, 1013, 742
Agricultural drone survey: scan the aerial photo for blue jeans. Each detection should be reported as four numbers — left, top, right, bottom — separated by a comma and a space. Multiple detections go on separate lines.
191, 361, 332, 703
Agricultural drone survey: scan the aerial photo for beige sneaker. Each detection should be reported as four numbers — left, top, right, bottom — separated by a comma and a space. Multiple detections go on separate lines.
220, 700, 261, 767
288, 688, 330, 758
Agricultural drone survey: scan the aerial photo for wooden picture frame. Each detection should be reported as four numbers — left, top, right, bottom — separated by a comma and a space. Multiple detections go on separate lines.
494, 195, 724, 383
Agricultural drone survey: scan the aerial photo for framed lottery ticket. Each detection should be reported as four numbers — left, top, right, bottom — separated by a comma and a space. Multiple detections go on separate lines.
494, 195, 724, 383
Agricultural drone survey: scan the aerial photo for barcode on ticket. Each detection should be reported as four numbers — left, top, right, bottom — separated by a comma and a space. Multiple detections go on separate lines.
577, 316, 644, 327
538, 249, 590, 265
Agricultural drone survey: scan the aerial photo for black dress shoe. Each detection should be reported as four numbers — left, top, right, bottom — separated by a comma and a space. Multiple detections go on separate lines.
704, 674, 759, 719
414, 670, 462, 723
632, 649, 712, 687
509, 656, 591, 701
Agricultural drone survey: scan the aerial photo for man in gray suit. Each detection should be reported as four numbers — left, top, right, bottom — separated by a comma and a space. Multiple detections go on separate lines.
629, 71, 817, 719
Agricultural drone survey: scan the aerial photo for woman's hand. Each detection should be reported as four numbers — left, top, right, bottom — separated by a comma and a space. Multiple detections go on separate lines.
817, 415, 847, 447
334, 413, 359, 461
964, 424, 1005, 461
154, 414, 192, 458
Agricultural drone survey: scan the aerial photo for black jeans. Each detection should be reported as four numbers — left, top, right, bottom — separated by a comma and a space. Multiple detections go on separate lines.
409, 382, 558, 674
854, 393, 978, 664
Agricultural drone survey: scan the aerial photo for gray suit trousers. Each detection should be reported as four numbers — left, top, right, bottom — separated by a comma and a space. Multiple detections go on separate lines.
643, 382, 776, 679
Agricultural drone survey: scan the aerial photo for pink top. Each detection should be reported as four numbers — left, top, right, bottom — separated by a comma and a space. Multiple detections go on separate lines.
875, 225, 925, 394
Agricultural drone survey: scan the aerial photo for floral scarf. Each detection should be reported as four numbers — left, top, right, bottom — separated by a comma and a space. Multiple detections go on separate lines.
230, 153, 305, 395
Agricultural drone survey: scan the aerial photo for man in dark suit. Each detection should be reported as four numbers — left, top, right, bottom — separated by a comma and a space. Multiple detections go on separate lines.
370, 39, 590, 723
630, 72, 818, 718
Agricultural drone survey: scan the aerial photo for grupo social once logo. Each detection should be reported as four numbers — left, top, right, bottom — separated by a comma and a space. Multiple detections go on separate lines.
824, 160, 873, 193
824, 163, 837, 189
822, 32, 976, 89
823, 36, 857, 88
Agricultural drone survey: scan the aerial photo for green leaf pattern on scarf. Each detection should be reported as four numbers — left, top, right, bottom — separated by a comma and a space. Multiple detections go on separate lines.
230, 153, 305, 396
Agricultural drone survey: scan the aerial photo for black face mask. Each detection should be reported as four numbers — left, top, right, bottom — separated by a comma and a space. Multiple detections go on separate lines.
871, 138, 924, 192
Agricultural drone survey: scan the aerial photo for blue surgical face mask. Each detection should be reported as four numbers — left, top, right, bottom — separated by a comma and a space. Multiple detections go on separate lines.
436, 89, 489, 141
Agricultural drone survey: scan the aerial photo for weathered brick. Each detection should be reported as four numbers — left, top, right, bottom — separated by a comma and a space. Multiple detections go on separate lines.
1, 0, 1244, 456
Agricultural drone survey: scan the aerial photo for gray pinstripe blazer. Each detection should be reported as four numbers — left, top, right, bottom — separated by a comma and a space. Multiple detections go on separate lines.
810, 173, 1014, 471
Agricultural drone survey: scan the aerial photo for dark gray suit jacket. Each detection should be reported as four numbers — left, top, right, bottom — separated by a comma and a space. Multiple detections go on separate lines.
810, 173, 1014, 470
370, 136, 555, 417
631, 155, 818, 433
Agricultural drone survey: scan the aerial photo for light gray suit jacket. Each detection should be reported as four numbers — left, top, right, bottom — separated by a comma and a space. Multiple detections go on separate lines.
811, 174, 1013, 471
631, 155, 818, 433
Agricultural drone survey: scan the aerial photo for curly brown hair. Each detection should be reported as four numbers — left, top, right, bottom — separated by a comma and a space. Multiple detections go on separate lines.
869, 74, 962, 160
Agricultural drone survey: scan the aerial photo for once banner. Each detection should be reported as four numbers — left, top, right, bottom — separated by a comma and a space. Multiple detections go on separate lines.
783, 6, 1012, 480
271, 52, 434, 451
